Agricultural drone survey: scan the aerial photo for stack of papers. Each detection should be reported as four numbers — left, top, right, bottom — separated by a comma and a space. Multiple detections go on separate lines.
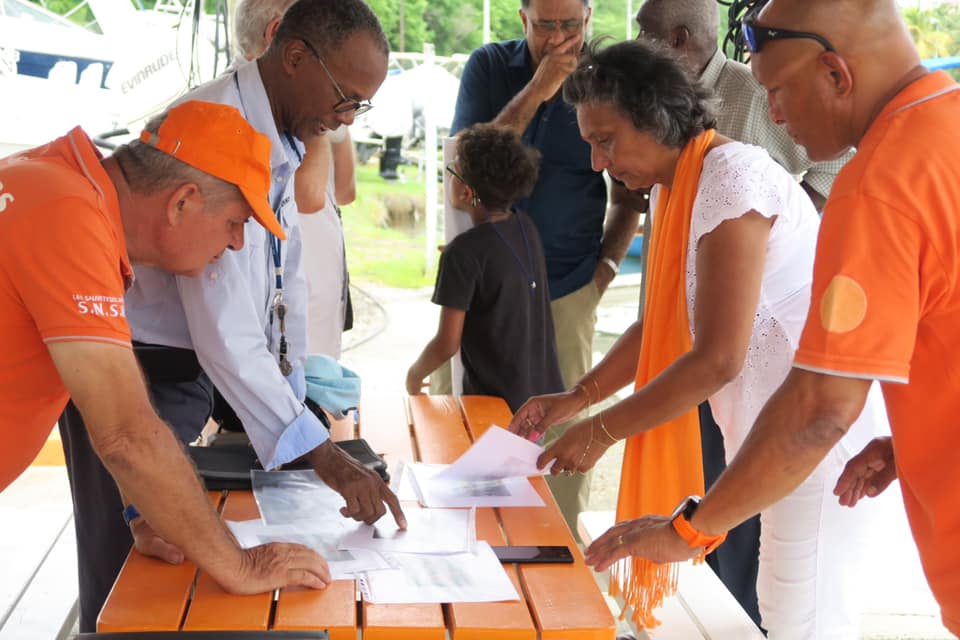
231, 427, 548, 604
403, 426, 553, 508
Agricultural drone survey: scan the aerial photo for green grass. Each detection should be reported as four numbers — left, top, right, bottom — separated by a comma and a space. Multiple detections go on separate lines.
342, 161, 440, 289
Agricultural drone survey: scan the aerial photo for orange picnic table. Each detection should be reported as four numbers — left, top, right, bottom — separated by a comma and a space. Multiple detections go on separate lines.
97, 395, 616, 640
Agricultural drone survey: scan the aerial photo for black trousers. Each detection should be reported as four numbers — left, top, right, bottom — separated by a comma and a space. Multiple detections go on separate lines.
59, 375, 214, 632
699, 401, 764, 630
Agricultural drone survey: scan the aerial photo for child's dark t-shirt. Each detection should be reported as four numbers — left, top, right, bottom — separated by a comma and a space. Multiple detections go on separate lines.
432, 213, 564, 412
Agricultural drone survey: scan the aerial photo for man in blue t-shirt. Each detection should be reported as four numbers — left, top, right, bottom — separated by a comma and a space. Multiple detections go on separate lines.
449, 0, 644, 533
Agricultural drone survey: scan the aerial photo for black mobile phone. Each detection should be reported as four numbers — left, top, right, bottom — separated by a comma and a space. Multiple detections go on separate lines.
492, 545, 575, 564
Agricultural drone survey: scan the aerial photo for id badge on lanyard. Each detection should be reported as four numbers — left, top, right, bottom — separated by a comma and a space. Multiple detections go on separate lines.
269, 134, 303, 377
269, 196, 292, 376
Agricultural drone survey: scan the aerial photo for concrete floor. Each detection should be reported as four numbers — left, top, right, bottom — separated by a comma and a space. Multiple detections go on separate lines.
341, 278, 952, 640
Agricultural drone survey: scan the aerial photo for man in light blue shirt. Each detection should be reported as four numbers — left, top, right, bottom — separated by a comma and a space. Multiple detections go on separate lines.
58, 0, 405, 631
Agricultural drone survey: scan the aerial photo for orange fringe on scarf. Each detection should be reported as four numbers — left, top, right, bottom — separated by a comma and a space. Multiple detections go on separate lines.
610, 129, 716, 628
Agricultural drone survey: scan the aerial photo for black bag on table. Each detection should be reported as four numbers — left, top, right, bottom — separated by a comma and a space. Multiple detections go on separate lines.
187, 438, 389, 490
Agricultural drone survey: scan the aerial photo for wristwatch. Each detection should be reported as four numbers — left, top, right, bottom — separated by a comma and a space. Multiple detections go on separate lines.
122, 504, 141, 526
670, 495, 727, 554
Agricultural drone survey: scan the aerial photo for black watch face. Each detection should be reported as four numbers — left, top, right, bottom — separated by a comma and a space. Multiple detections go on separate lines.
683, 495, 702, 520
671, 495, 699, 520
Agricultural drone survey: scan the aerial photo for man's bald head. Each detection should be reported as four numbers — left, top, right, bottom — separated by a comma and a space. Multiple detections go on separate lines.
637, 0, 719, 72
750, 0, 922, 161
757, 0, 911, 61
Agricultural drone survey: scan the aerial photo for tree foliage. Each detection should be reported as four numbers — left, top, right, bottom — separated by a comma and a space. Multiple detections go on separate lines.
902, 4, 960, 59
27, 0, 960, 65
365, 0, 634, 55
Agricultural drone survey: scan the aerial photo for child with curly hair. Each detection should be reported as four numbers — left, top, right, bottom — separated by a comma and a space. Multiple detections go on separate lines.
406, 124, 564, 412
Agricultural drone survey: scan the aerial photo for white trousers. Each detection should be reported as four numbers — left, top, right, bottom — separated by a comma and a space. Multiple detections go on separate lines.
756, 384, 888, 639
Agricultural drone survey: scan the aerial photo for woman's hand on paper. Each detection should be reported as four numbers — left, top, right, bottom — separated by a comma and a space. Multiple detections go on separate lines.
536, 417, 611, 475
508, 389, 587, 440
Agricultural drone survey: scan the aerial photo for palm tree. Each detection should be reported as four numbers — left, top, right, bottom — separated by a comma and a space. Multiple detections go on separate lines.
902, 5, 958, 59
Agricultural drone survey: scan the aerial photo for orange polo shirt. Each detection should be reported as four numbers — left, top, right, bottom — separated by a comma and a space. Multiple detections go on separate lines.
0, 127, 133, 492
794, 71, 960, 634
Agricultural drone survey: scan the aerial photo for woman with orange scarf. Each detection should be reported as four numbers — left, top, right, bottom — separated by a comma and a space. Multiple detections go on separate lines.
508, 40, 889, 639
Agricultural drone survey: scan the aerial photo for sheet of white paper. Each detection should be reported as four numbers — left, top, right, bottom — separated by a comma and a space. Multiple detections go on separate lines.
357, 542, 520, 604
434, 425, 553, 481
408, 462, 545, 508
252, 469, 349, 526
339, 507, 476, 554
227, 519, 391, 580
392, 461, 420, 502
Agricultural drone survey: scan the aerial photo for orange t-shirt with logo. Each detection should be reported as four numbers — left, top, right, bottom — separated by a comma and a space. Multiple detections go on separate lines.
794, 71, 960, 634
0, 127, 133, 492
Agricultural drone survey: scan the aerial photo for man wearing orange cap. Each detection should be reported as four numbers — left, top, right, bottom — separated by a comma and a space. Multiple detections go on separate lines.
0, 100, 331, 608
56, 0, 403, 630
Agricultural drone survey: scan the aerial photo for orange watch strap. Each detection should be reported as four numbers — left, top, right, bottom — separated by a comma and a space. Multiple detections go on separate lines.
671, 512, 727, 555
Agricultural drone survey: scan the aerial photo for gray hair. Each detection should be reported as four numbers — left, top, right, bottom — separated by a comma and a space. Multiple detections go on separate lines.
113, 112, 244, 212
638, 0, 719, 52
563, 38, 716, 148
233, 0, 298, 60
273, 0, 389, 59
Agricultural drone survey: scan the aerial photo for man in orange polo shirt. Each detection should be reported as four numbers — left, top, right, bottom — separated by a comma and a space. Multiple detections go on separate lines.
580, 1, 960, 634
0, 100, 330, 598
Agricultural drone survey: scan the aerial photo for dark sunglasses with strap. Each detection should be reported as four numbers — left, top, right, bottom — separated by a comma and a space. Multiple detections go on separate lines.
741, 14, 836, 54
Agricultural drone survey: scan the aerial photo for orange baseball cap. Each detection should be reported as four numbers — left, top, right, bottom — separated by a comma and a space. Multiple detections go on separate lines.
139, 100, 285, 240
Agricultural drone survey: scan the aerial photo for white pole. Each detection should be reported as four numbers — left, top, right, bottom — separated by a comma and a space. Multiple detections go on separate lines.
626, 0, 634, 40
423, 43, 439, 273
483, 0, 491, 44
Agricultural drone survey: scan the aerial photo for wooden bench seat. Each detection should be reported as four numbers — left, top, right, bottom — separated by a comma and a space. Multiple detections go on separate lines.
0, 465, 77, 640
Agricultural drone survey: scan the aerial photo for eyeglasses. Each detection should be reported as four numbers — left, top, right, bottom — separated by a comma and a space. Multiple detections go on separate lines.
300, 38, 374, 116
741, 17, 836, 54
530, 18, 584, 35
445, 163, 468, 185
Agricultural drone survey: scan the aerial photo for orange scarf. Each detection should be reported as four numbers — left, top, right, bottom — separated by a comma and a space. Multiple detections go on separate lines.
610, 129, 715, 627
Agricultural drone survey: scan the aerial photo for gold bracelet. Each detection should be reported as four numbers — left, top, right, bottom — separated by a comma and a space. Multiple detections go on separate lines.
591, 377, 602, 403
572, 382, 591, 409
575, 418, 594, 472
598, 410, 618, 445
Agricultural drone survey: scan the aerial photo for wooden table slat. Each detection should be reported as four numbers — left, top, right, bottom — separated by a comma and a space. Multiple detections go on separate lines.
356, 394, 417, 470
354, 395, 449, 639
360, 602, 446, 640
499, 478, 615, 639
407, 395, 473, 462
273, 581, 358, 640
448, 508, 537, 640
458, 395, 514, 439
97, 492, 223, 632
273, 397, 412, 636
460, 397, 616, 640
182, 492, 272, 631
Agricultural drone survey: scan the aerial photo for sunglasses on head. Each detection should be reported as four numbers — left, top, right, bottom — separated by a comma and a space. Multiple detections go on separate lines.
741, 15, 836, 54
